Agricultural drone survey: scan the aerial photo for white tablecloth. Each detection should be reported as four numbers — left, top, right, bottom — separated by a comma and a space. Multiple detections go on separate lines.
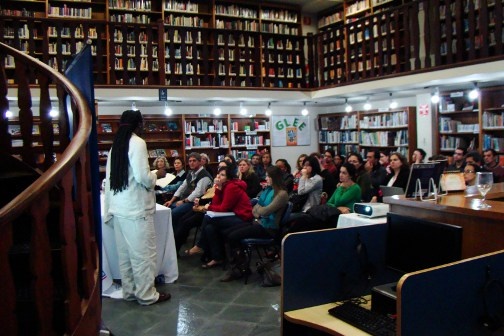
337, 213, 388, 228
101, 195, 178, 294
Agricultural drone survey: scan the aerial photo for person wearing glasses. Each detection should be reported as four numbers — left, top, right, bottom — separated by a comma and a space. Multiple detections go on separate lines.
463, 162, 481, 195
292, 154, 308, 193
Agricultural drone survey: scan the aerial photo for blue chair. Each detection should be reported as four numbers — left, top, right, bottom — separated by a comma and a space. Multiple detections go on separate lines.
241, 201, 292, 284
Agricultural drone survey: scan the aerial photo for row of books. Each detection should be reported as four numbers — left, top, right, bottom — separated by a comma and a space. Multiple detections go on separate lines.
185, 134, 228, 148
230, 134, 267, 146
482, 111, 504, 128
185, 120, 226, 133
439, 117, 479, 133
321, 144, 359, 156
483, 135, 504, 152
360, 130, 409, 147
148, 149, 179, 158
319, 130, 359, 144
359, 111, 409, 128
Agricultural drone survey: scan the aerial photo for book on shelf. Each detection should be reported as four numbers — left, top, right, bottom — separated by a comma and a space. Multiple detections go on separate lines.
53, 123, 60, 134
169, 149, 179, 157
156, 149, 166, 157
8, 125, 21, 135
148, 150, 158, 158
32, 125, 40, 135
167, 121, 178, 131
101, 123, 112, 133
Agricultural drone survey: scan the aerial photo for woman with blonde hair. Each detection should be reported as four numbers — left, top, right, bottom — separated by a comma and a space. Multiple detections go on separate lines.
237, 158, 261, 198
152, 156, 169, 177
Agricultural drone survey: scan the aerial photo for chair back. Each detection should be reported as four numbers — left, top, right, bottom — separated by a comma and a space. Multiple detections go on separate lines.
280, 201, 293, 226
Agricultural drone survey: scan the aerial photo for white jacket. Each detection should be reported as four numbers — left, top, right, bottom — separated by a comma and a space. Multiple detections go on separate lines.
104, 133, 156, 222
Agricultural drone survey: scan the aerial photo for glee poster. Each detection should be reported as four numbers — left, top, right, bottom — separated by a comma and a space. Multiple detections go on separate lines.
271, 116, 310, 146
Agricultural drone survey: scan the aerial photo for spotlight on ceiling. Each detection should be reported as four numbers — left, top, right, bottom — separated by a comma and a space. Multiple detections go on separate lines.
301, 102, 309, 116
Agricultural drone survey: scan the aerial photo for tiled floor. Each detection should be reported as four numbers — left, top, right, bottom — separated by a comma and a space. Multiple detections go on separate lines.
101, 243, 281, 336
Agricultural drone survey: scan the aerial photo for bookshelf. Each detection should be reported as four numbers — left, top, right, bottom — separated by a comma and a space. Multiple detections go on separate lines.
317, 107, 416, 158
0, 0, 304, 88
317, 0, 406, 85
183, 114, 230, 166
434, 90, 479, 154
229, 114, 271, 159
479, 86, 504, 154
97, 114, 184, 171
318, 112, 359, 156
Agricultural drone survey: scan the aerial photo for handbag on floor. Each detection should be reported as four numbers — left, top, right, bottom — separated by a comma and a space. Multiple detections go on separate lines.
256, 259, 281, 287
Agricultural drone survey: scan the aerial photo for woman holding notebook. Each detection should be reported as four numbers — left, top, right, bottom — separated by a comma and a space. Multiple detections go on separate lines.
185, 165, 253, 268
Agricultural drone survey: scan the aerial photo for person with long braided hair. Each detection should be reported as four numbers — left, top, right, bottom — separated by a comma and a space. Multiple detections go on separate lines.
103, 110, 171, 305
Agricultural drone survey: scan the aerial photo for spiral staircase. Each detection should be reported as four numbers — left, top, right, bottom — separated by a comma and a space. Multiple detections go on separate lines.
0, 42, 100, 335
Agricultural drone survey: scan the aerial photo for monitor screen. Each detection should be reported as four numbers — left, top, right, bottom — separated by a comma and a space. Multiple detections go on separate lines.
405, 162, 444, 198
386, 212, 462, 274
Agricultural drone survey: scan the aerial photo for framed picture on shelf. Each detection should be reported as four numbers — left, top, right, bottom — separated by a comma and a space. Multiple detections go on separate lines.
167, 121, 178, 131
8, 125, 21, 135
101, 123, 112, 133
156, 149, 166, 157
32, 125, 40, 135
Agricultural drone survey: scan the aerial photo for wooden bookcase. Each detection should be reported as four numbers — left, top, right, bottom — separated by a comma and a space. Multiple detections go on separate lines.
0, 0, 303, 89
317, 106, 416, 159
317, 0, 406, 86
318, 112, 359, 156
96, 113, 271, 173
481, 87, 504, 154
229, 114, 271, 159
434, 89, 479, 155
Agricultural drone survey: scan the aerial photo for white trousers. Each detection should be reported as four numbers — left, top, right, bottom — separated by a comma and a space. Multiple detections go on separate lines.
113, 215, 159, 305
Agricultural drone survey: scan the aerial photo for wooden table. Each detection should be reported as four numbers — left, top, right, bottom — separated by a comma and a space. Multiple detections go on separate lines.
384, 182, 504, 258
284, 297, 373, 336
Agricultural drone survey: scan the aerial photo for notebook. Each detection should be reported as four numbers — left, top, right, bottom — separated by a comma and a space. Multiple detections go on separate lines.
380, 185, 405, 197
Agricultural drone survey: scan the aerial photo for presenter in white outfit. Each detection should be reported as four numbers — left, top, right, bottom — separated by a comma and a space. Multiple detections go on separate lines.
103, 110, 170, 305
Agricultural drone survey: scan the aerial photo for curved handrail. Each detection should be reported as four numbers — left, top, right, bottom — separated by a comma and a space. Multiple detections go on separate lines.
0, 42, 92, 224
0, 41, 99, 335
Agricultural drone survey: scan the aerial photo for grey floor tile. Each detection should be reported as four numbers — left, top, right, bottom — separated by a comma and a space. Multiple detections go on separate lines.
102, 237, 281, 336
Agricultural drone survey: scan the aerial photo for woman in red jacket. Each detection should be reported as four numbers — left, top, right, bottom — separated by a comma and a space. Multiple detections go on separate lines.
186, 165, 253, 268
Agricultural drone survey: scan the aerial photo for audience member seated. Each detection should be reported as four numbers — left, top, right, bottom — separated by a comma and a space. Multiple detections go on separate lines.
378, 152, 410, 201
365, 150, 387, 201
463, 162, 481, 195
173, 161, 228, 253
255, 152, 273, 182
155, 157, 186, 204
185, 165, 253, 269
237, 158, 261, 198
483, 148, 504, 183
276, 159, 294, 194
224, 154, 238, 176
334, 154, 345, 174
292, 154, 308, 193
379, 151, 390, 169
152, 156, 169, 177
219, 166, 288, 282
310, 152, 336, 200
164, 152, 212, 233
200, 153, 214, 177
446, 147, 466, 172
289, 155, 323, 214
286, 162, 361, 233
347, 152, 373, 202
250, 153, 261, 174
411, 148, 426, 164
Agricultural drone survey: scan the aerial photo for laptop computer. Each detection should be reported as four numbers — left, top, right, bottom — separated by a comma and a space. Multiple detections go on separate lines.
380, 185, 405, 197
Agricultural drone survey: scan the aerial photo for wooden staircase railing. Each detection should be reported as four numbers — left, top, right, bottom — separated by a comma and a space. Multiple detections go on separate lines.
0, 42, 99, 335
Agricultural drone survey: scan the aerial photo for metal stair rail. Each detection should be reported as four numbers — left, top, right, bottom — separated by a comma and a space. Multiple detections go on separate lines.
0, 42, 99, 335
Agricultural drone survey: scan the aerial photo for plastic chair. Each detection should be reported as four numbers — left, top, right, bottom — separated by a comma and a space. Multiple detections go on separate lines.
240, 201, 292, 284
